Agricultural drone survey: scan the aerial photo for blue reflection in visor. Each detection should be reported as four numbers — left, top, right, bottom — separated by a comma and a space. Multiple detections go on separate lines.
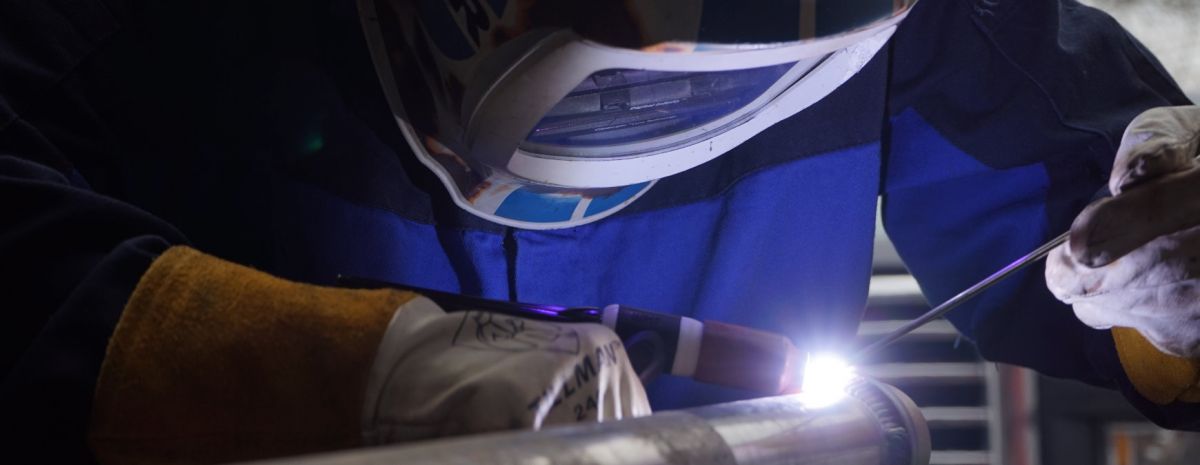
524, 62, 796, 150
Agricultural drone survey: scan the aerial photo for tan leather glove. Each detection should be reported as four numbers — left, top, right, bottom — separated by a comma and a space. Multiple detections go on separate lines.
362, 295, 651, 444
90, 246, 648, 465
1046, 106, 1200, 358
1045, 106, 1200, 406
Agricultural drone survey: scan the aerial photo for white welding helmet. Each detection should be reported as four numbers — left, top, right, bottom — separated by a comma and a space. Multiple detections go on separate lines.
359, 0, 917, 229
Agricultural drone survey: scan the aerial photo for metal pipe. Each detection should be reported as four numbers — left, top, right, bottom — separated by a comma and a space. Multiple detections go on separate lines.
238, 379, 929, 465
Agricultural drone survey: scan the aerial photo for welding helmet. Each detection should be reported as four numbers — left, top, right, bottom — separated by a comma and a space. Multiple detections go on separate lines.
358, 0, 916, 229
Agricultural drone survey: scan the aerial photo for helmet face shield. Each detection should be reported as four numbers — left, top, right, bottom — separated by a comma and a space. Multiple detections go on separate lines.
359, 0, 916, 229
524, 63, 799, 152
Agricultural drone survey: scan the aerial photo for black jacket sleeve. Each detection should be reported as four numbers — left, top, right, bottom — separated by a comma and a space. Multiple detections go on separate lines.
1, 1, 189, 462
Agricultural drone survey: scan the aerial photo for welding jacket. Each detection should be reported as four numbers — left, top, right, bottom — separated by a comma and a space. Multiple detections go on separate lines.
3, 0, 1198, 462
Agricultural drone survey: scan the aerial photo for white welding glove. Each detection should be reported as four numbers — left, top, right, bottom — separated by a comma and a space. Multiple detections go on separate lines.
361, 295, 651, 444
1046, 106, 1200, 358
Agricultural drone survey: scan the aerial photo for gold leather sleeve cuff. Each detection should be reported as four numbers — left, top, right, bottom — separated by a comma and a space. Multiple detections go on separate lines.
1112, 327, 1200, 405
89, 246, 416, 465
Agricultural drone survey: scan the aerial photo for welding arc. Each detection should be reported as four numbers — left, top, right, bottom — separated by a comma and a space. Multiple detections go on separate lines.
853, 231, 1069, 361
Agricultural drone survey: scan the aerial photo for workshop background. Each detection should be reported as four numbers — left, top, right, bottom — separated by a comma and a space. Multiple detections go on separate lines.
869, 4, 1200, 465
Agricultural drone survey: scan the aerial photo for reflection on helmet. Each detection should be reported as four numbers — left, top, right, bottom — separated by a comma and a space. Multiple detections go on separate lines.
525, 64, 797, 152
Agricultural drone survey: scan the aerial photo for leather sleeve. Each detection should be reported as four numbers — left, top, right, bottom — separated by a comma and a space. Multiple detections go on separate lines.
89, 246, 415, 464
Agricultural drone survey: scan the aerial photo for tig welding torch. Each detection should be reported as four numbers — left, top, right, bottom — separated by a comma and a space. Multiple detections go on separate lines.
339, 276, 804, 394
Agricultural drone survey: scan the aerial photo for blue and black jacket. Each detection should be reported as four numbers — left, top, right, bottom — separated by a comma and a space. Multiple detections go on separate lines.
2, 0, 1196, 462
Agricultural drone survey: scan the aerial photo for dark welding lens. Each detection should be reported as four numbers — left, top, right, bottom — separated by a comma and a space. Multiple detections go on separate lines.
523, 62, 796, 152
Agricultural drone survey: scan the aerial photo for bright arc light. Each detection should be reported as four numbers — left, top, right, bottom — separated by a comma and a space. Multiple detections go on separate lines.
799, 353, 856, 408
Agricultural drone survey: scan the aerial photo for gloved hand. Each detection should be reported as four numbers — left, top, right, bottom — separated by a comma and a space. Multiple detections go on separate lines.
362, 296, 651, 444
1046, 106, 1200, 358
88, 246, 649, 464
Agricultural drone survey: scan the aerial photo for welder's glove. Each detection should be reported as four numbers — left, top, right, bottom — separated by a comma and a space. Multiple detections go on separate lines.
362, 296, 651, 444
1045, 106, 1200, 406
1046, 106, 1200, 360
89, 246, 648, 465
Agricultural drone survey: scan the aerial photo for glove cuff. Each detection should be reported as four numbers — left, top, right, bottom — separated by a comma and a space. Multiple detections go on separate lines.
1112, 327, 1200, 405
88, 246, 416, 464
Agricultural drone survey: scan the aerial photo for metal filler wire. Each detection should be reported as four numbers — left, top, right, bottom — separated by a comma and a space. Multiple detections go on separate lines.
854, 230, 1070, 361
856, 149, 1200, 361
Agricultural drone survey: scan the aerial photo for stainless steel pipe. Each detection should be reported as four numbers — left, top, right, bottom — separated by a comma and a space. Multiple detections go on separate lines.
242, 379, 929, 465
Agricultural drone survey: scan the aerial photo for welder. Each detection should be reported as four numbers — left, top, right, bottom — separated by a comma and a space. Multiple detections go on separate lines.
3, 0, 1199, 464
